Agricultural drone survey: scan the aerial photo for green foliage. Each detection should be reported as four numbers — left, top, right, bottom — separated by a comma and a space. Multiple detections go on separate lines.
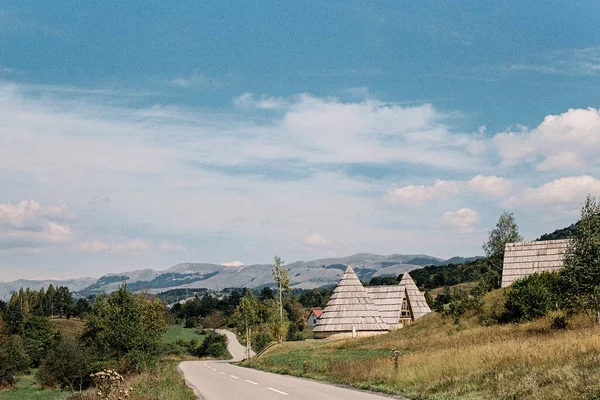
81, 285, 167, 372
562, 195, 600, 323
410, 259, 488, 290
0, 335, 29, 386
295, 288, 331, 309
20, 315, 53, 367
253, 331, 273, 353
482, 212, 523, 289
184, 316, 197, 329
74, 298, 91, 318
502, 272, 562, 323
192, 331, 228, 358
367, 276, 399, 286
538, 222, 579, 241
37, 334, 94, 391
272, 256, 290, 342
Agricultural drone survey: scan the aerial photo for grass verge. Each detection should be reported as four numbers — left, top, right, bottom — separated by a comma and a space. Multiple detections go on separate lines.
0, 373, 69, 400
245, 291, 600, 400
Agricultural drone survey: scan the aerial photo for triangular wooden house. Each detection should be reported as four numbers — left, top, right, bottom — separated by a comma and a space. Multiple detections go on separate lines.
313, 266, 389, 339
365, 272, 431, 329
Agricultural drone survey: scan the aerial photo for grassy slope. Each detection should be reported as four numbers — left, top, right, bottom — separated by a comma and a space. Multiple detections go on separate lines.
162, 325, 205, 345
0, 374, 68, 400
245, 289, 600, 400
49, 318, 85, 340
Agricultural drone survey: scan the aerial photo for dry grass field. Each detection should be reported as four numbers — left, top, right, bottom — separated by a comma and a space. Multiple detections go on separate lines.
245, 289, 600, 400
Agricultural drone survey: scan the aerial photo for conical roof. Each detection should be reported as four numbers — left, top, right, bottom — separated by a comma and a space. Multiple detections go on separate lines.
314, 266, 389, 333
399, 272, 431, 319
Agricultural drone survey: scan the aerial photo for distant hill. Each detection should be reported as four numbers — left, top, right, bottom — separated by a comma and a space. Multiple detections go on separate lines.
536, 222, 579, 241
0, 253, 477, 301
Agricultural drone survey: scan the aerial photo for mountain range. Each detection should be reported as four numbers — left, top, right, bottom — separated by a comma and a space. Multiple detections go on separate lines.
0, 253, 482, 301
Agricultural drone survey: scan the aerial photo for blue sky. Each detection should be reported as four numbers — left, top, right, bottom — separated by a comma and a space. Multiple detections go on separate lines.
1, 1, 600, 280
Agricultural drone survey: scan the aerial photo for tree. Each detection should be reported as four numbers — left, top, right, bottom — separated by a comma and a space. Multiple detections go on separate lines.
482, 212, 523, 289
81, 285, 167, 371
233, 291, 260, 360
562, 195, 600, 324
272, 256, 290, 342
74, 298, 91, 318
20, 316, 53, 367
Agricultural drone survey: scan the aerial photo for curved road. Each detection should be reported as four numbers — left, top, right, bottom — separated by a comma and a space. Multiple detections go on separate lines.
180, 330, 405, 400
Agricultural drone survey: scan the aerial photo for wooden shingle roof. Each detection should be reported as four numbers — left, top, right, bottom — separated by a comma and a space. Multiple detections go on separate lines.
364, 285, 403, 329
314, 266, 388, 333
501, 239, 569, 288
399, 272, 431, 319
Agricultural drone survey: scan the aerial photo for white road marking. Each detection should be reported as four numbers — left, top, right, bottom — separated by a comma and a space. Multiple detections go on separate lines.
229, 375, 239, 379
211, 368, 217, 371
245, 380, 259, 385
268, 387, 289, 396
219, 372, 226, 375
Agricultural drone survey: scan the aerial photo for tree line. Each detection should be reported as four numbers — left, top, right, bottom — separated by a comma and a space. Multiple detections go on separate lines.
0, 285, 91, 335
0, 285, 167, 391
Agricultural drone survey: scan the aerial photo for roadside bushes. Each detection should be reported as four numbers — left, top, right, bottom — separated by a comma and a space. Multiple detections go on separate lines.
192, 331, 228, 358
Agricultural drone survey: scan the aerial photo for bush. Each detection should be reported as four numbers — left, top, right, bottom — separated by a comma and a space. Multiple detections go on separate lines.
37, 334, 95, 391
0, 335, 29, 387
193, 331, 228, 358
502, 272, 562, 323
184, 316, 197, 329
253, 331, 272, 353
81, 285, 167, 373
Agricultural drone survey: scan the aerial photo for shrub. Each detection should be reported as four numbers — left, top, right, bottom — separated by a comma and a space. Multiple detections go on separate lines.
37, 334, 95, 391
502, 272, 562, 323
81, 285, 167, 373
193, 331, 228, 358
184, 316, 197, 329
0, 335, 29, 386
253, 331, 272, 353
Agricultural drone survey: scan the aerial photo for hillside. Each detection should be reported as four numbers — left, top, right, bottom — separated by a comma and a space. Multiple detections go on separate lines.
0, 253, 477, 301
245, 290, 600, 400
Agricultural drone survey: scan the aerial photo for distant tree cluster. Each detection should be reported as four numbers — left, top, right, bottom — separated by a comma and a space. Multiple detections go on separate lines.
0, 284, 168, 390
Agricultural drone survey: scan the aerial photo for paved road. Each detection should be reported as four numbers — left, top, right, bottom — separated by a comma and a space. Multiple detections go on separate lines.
214, 329, 255, 362
180, 330, 404, 400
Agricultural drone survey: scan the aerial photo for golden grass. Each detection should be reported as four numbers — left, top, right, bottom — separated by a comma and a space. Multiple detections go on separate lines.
246, 291, 600, 400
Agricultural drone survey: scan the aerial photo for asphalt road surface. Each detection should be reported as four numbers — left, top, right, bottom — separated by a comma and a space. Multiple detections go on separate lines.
180, 330, 404, 400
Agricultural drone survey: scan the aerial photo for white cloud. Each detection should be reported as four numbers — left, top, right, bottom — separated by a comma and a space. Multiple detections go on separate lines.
384, 175, 512, 206
170, 71, 217, 88
440, 208, 480, 232
233, 92, 288, 110
222, 260, 245, 267
78, 240, 110, 253
468, 175, 513, 197
111, 239, 151, 254
508, 47, 600, 76
160, 242, 184, 251
504, 175, 600, 209
0, 200, 73, 249
493, 108, 600, 170
303, 233, 332, 247
383, 180, 461, 205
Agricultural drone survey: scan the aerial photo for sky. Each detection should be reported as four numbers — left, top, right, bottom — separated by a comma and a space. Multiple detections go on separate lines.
1, 1, 600, 281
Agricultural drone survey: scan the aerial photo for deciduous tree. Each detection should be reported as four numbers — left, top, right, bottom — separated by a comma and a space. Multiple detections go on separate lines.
482, 212, 523, 289
562, 195, 600, 324
272, 256, 290, 342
